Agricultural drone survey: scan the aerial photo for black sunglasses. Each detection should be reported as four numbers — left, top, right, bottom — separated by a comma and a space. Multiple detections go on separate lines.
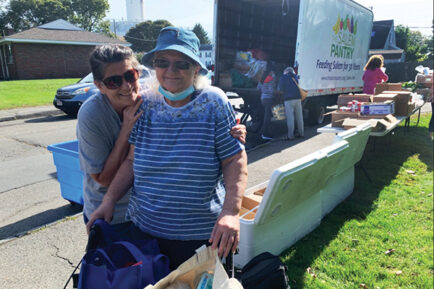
102, 68, 139, 89
153, 58, 193, 70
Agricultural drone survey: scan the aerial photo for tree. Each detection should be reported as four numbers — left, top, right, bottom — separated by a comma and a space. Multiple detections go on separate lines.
0, 1, 7, 36
192, 23, 210, 44
68, 0, 109, 32
94, 19, 115, 38
1, 0, 110, 33
124, 19, 173, 52
395, 25, 431, 62
4, 0, 69, 31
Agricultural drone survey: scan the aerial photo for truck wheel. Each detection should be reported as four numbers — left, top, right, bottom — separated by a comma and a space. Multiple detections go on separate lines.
308, 102, 326, 125
316, 104, 326, 124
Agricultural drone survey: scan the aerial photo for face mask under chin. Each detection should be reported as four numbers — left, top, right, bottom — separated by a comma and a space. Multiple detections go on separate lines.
158, 85, 195, 102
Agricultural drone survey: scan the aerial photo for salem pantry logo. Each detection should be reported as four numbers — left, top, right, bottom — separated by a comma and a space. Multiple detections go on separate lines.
330, 15, 357, 59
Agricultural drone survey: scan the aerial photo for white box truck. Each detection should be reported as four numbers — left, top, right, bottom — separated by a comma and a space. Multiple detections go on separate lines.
213, 0, 374, 125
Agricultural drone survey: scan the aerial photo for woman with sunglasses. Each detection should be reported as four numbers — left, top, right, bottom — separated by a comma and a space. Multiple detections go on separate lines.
88, 27, 248, 269
78, 44, 246, 237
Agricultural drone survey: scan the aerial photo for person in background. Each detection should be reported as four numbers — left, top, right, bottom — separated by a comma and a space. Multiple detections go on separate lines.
87, 27, 248, 270
77, 44, 246, 236
257, 61, 277, 140
278, 66, 304, 140
362, 54, 388, 94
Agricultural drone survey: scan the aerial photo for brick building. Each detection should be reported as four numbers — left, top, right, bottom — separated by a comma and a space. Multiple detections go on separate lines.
0, 19, 130, 80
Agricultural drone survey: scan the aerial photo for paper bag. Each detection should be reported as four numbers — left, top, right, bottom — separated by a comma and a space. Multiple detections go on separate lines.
144, 246, 243, 289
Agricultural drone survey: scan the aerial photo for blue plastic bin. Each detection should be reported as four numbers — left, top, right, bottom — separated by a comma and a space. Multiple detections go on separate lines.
47, 140, 84, 205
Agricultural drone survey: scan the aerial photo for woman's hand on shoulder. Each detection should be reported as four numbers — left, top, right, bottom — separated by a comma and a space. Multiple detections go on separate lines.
122, 97, 144, 131
230, 122, 247, 144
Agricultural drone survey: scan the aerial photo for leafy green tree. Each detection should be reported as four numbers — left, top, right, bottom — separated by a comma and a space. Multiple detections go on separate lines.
395, 25, 431, 62
1, 0, 109, 33
4, 0, 69, 31
94, 19, 116, 38
192, 23, 210, 44
0, 2, 7, 36
125, 19, 173, 52
68, 0, 109, 32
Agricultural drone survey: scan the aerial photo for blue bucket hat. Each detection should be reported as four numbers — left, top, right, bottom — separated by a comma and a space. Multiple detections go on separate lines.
141, 26, 208, 75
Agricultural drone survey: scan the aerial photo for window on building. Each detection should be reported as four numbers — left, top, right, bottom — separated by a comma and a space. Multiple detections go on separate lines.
199, 52, 202, 57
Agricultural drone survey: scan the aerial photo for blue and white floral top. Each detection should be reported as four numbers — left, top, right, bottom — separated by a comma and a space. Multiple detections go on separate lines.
127, 86, 245, 240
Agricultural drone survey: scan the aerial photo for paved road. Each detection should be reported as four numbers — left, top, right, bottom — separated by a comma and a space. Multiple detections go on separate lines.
0, 114, 81, 241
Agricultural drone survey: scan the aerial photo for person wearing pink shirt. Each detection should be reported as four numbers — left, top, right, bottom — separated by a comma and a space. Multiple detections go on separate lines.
362, 55, 389, 94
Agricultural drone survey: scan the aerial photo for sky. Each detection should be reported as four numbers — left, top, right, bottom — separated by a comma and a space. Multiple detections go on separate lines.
106, 0, 433, 38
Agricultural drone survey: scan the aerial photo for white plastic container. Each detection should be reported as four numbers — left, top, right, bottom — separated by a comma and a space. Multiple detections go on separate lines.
235, 123, 372, 267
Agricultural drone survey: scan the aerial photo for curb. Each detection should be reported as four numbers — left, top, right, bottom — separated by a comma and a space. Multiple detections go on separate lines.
0, 109, 65, 122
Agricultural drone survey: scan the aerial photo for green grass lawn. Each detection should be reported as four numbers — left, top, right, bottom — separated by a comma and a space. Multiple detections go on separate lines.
282, 113, 433, 288
0, 78, 79, 110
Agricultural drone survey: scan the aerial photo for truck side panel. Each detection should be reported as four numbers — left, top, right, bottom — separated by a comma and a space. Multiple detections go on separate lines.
296, 0, 374, 92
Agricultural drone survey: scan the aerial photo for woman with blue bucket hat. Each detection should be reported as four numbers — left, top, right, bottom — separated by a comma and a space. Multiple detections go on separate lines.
88, 27, 248, 270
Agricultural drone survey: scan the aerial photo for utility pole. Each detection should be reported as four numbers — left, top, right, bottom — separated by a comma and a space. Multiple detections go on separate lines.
113, 19, 117, 37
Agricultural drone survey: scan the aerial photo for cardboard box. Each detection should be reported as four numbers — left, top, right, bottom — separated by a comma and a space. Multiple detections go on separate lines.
342, 118, 370, 130
346, 114, 394, 132
375, 83, 402, 94
381, 91, 412, 116
337, 94, 372, 107
381, 91, 412, 102
415, 73, 433, 88
372, 93, 397, 103
331, 111, 360, 127
393, 102, 410, 116
384, 114, 398, 123
369, 119, 389, 132
361, 102, 395, 115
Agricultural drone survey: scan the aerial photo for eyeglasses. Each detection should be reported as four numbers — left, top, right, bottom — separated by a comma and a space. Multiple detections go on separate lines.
153, 58, 193, 70
102, 69, 139, 89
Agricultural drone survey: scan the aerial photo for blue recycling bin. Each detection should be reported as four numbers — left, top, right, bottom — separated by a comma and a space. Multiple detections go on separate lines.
47, 140, 84, 205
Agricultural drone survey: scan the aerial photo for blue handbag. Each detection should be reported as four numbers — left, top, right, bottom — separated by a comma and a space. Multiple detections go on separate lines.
64, 219, 170, 289
78, 241, 169, 289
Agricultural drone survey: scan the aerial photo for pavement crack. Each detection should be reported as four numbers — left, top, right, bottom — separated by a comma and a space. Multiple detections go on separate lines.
10, 137, 47, 149
51, 243, 75, 268
0, 177, 56, 195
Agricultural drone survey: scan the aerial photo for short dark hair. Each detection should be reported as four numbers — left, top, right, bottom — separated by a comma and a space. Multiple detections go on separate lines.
364, 55, 384, 71
89, 44, 139, 81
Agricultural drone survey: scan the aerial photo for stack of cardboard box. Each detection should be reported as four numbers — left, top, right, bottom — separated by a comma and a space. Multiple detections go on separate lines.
331, 94, 365, 127
378, 90, 413, 116
330, 82, 416, 131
